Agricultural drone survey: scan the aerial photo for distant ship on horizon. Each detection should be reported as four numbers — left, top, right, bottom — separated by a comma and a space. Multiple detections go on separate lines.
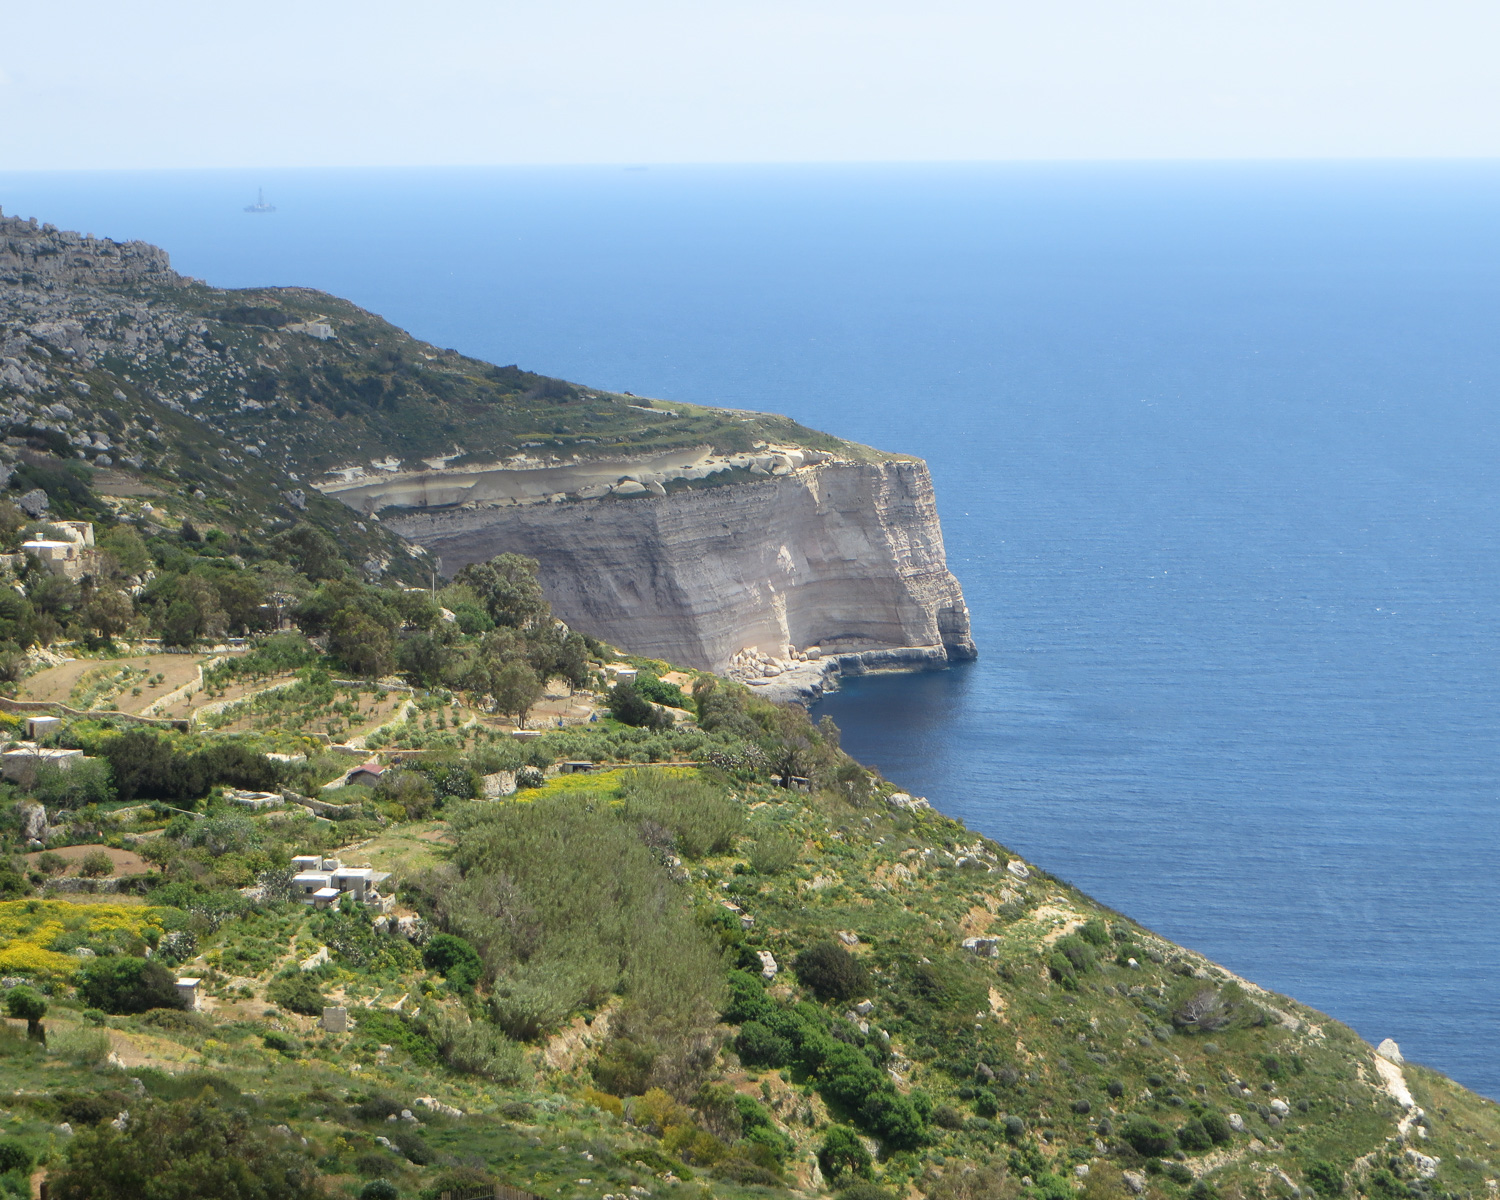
243, 188, 276, 214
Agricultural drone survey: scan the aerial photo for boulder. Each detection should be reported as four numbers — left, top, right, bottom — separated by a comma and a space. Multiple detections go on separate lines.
1270, 1099, 1290, 1117
1376, 1038, 1404, 1064
961, 936, 1000, 958
15, 801, 49, 844
757, 950, 778, 981
1404, 1151, 1440, 1180
1122, 1172, 1146, 1195
1228, 1113, 1245, 1132
1006, 860, 1030, 880
17, 488, 48, 517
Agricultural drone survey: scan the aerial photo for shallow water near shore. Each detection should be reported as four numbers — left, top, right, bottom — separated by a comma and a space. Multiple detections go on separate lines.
3, 162, 1497, 1097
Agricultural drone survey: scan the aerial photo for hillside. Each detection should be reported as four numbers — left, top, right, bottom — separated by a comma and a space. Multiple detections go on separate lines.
0, 208, 1496, 1200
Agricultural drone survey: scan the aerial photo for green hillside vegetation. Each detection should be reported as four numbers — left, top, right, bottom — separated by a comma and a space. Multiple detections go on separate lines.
3, 216, 1498, 1200
0, 634, 1498, 1200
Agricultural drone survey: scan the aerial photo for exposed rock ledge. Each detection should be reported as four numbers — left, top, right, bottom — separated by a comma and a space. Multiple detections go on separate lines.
375, 459, 976, 675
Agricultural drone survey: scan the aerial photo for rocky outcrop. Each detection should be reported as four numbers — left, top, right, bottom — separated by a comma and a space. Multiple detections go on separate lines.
383, 459, 975, 672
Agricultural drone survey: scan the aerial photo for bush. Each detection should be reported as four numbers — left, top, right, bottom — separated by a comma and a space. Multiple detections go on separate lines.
1121, 1116, 1177, 1157
361, 1183, 400, 1200
425, 1011, 528, 1082
734, 1020, 792, 1067
1171, 981, 1252, 1033
263, 1031, 300, 1055
266, 971, 327, 1017
47, 1093, 321, 1200
422, 934, 483, 990
793, 941, 869, 1002
77, 957, 186, 1015
617, 769, 742, 858
1053, 935, 1096, 975
79, 849, 114, 878
1079, 918, 1111, 946
0, 1141, 32, 1174
817, 1125, 871, 1181
748, 832, 797, 875
1198, 1109, 1232, 1145
34, 758, 114, 810
1305, 1162, 1346, 1198
607, 682, 671, 730
1177, 1118, 1213, 1152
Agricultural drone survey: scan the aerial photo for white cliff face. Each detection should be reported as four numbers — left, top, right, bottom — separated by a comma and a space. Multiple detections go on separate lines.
380, 460, 976, 673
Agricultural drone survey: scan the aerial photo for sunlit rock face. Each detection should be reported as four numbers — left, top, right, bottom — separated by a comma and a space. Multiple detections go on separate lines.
373, 459, 975, 672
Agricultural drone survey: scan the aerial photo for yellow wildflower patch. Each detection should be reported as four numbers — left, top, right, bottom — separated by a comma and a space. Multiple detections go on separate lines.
0, 900, 170, 978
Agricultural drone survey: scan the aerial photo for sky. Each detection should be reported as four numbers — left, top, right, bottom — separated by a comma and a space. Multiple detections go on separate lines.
2, 0, 1498, 168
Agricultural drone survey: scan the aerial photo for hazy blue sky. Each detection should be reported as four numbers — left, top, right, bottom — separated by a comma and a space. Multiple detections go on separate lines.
3, 0, 1497, 168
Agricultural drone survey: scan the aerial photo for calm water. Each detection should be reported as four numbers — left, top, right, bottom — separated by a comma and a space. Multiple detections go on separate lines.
3, 163, 1497, 1096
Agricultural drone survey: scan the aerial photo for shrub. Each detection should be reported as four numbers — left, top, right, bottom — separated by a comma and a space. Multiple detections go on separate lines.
425, 1011, 528, 1082
735, 1020, 792, 1067
617, 769, 742, 858
1171, 981, 1252, 1033
1177, 1118, 1213, 1152
1305, 1162, 1345, 1197
1053, 935, 1096, 975
79, 849, 114, 879
1198, 1109, 1232, 1145
263, 1031, 300, 1055
607, 682, 671, 730
77, 957, 186, 1015
34, 758, 114, 810
793, 941, 869, 1002
748, 832, 797, 875
1078, 918, 1111, 946
1121, 1116, 1176, 1157
360, 1183, 400, 1200
837, 1187, 897, 1200
52, 1027, 111, 1066
390, 1128, 432, 1166
47, 1093, 321, 1200
266, 971, 327, 1017
817, 1125, 871, 1181
0, 1141, 32, 1174
35, 852, 66, 876
422, 933, 484, 990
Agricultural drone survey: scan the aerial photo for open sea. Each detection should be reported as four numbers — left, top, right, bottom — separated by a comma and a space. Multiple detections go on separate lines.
2, 162, 1496, 1097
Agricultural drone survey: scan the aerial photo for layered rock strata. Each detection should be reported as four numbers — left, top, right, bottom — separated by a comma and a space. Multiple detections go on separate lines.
381, 459, 976, 675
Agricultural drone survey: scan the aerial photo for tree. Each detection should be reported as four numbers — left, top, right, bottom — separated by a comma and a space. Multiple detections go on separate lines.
33, 757, 114, 810
422, 933, 484, 990
817, 1125, 872, 1182
330, 608, 394, 678
6, 984, 47, 1041
492, 661, 543, 729
455, 554, 549, 630
76, 956, 186, 1015
397, 630, 451, 688
266, 971, 327, 1017
606, 681, 668, 729
48, 1093, 322, 1200
793, 940, 870, 1002
82, 586, 135, 641
273, 523, 345, 582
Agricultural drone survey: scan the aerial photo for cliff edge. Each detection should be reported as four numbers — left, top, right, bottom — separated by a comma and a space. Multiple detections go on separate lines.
381, 458, 976, 679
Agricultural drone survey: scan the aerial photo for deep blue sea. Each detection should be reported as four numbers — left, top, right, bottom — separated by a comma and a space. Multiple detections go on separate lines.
3, 163, 1497, 1097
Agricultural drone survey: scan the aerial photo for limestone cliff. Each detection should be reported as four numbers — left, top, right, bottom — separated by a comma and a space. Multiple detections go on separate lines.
382, 459, 976, 674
